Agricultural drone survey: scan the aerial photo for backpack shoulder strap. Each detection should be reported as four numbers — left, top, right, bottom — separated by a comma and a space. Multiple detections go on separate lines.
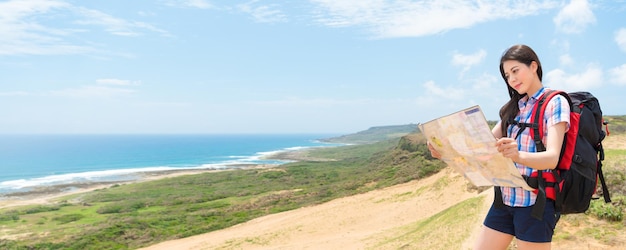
530, 89, 572, 152
526, 89, 572, 220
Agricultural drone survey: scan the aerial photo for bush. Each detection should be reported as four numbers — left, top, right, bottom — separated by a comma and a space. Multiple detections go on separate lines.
588, 198, 624, 222
52, 213, 85, 224
0, 211, 20, 222
24, 205, 61, 214
97, 204, 123, 214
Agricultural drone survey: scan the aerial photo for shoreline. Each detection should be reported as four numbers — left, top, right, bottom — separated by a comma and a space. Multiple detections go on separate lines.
0, 144, 336, 210
0, 164, 281, 210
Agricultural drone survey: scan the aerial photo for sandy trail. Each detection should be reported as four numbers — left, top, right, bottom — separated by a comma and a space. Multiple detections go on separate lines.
141, 167, 491, 250
141, 134, 626, 250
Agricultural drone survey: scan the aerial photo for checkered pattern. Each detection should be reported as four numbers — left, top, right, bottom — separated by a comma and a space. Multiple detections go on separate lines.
499, 87, 570, 207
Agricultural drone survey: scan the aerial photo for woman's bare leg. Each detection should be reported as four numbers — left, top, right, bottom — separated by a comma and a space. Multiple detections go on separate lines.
474, 226, 514, 250
516, 239, 551, 250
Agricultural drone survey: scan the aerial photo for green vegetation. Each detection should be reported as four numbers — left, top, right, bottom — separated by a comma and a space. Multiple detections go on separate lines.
605, 115, 626, 134
1, 117, 624, 249
589, 196, 624, 221
0, 132, 444, 249
370, 196, 485, 249
321, 124, 418, 144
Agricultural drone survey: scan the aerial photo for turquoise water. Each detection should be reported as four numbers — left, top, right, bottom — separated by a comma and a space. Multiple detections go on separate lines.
0, 134, 339, 194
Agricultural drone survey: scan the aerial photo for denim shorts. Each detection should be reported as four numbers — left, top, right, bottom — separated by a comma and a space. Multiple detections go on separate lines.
483, 200, 558, 243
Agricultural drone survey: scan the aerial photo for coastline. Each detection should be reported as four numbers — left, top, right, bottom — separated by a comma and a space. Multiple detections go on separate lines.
0, 144, 333, 210
0, 145, 322, 209
0, 164, 280, 210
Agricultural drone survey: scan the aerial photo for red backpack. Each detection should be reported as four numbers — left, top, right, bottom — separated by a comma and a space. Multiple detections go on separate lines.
512, 90, 611, 220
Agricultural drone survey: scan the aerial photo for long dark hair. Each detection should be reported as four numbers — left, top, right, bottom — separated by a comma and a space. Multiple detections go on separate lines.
498, 44, 543, 136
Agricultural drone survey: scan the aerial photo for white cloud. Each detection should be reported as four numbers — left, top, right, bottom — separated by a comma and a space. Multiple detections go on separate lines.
0, 0, 168, 56
559, 54, 574, 66
50, 85, 136, 98
311, 0, 559, 38
0, 84, 136, 98
471, 73, 498, 90
96, 79, 141, 86
238, 1, 287, 23
616, 28, 626, 52
74, 7, 169, 37
0, 91, 31, 97
422, 80, 464, 100
161, 0, 213, 9
545, 64, 603, 91
451, 49, 487, 76
553, 0, 596, 34
184, 0, 212, 9
609, 64, 626, 86
0, 0, 88, 55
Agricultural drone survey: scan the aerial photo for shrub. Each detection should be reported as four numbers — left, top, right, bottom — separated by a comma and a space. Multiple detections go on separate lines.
588, 199, 624, 222
97, 204, 123, 214
25, 205, 61, 214
0, 211, 20, 222
52, 213, 85, 224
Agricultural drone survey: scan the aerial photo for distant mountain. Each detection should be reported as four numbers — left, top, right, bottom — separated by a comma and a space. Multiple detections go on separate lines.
320, 124, 419, 144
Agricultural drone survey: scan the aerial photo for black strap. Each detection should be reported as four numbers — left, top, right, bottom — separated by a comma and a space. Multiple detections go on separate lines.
531, 170, 547, 220
524, 175, 557, 188
494, 187, 505, 209
552, 170, 563, 212
598, 160, 611, 202
508, 91, 556, 220
597, 144, 611, 202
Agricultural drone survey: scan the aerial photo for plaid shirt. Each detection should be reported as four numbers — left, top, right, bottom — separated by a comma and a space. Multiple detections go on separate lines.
499, 87, 570, 207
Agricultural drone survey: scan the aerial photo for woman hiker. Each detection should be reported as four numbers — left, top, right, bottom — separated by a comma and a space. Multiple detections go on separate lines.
428, 44, 570, 250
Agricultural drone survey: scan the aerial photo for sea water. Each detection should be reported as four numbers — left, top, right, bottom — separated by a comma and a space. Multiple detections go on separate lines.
0, 134, 340, 194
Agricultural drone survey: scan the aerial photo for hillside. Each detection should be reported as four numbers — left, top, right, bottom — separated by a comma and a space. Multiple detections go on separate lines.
142, 118, 626, 250
142, 132, 626, 250
1, 118, 624, 249
141, 167, 491, 250
320, 124, 418, 144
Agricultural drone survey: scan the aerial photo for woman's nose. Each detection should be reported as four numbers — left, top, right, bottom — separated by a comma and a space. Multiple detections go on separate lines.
508, 75, 516, 83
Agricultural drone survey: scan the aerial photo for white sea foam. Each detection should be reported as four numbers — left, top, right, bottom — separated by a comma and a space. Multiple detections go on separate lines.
0, 136, 341, 194
0, 159, 290, 193
0, 166, 175, 190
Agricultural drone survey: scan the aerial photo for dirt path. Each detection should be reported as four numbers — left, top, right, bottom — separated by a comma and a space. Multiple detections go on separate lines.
141, 134, 625, 250
140, 167, 488, 250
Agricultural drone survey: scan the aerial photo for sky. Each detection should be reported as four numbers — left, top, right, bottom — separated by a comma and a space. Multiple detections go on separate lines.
1, 0, 625, 134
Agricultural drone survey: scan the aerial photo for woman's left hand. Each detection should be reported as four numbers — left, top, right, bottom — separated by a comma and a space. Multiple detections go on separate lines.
496, 137, 520, 162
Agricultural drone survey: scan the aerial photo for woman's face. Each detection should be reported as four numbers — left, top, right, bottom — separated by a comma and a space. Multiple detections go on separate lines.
502, 60, 537, 95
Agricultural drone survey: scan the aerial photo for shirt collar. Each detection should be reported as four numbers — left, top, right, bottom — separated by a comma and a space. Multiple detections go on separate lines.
518, 87, 546, 108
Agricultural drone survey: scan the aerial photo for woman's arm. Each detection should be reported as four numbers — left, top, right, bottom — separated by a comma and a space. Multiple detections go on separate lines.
492, 121, 503, 139
496, 121, 568, 170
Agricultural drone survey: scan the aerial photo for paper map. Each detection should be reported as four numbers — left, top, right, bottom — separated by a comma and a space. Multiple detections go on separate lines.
418, 106, 533, 191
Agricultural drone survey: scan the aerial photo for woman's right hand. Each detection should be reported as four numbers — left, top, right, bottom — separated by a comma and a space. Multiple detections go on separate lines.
427, 141, 442, 159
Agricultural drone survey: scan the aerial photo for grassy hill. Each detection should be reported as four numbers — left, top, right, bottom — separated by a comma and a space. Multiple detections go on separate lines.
320, 124, 418, 144
0, 133, 444, 249
1, 117, 624, 249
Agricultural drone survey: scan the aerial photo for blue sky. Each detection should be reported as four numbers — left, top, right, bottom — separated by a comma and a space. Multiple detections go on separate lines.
1, 0, 625, 134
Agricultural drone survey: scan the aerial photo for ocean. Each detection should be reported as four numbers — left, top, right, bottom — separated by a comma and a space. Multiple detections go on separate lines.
0, 134, 340, 195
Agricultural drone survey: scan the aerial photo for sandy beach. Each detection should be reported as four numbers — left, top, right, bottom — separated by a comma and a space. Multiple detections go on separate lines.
0, 164, 280, 210
0, 148, 315, 209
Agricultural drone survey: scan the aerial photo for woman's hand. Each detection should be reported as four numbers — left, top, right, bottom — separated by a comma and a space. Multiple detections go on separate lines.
496, 137, 520, 162
427, 141, 442, 159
